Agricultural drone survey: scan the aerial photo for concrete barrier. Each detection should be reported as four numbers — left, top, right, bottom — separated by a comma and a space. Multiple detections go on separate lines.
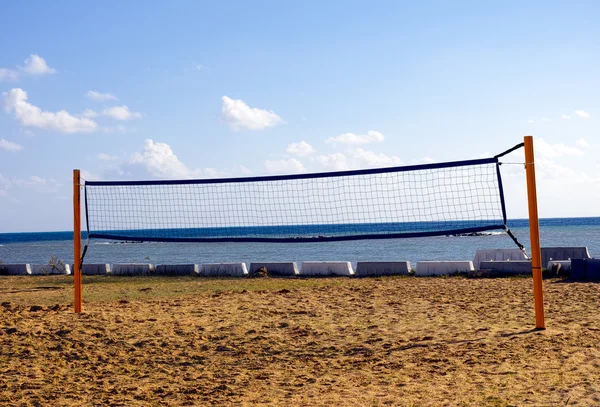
155, 264, 199, 276
31, 263, 70, 275
585, 259, 600, 279
249, 262, 299, 276
571, 258, 600, 280
355, 261, 411, 277
415, 261, 474, 276
0, 264, 31, 275
473, 249, 527, 270
111, 264, 154, 276
541, 247, 591, 267
199, 263, 248, 277
300, 262, 354, 276
479, 260, 531, 275
70, 264, 110, 275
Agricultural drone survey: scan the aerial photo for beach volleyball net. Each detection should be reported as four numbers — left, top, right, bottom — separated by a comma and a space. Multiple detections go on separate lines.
73, 138, 546, 329
82, 154, 522, 244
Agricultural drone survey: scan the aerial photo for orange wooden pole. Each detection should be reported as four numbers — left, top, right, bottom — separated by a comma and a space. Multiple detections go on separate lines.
73, 169, 82, 313
524, 136, 545, 329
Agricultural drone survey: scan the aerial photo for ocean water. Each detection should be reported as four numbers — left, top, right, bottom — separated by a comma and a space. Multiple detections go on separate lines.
1, 218, 600, 267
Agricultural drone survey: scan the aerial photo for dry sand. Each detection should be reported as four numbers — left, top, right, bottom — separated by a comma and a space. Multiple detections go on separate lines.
1, 276, 599, 406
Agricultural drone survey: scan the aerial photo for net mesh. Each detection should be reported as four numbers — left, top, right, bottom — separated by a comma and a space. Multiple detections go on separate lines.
84, 158, 506, 242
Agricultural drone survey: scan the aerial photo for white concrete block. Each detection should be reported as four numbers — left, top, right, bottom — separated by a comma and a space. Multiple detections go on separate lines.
70, 264, 110, 275
155, 264, 199, 276
479, 260, 531, 274
355, 262, 411, 276
473, 249, 527, 270
199, 263, 248, 277
541, 247, 591, 267
415, 261, 474, 276
111, 264, 154, 276
0, 264, 31, 275
31, 263, 70, 275
300, 262, 354, 276
249, 262, 299, 276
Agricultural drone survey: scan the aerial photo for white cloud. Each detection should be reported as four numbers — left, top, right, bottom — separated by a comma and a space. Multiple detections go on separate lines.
0, 173, 58, 201
264, 158, 305, 174
352, 148, 401, 168
239, 165, 252, 175
316, 153, 349, 171
1, 55, 55, 82
6, 175, 60, 194
203, 168, 220, 178
12, 175, 53, 187
286, 141, 315, 157
97, 153, 118, 161
575, 110, 591, 119
0, 139, 23, 152
195, 64, 209, 71
85, 91, 118, 102
316, 149, 401, 171
102, 105, 141, 121
81, 110, 140, 130
326, 130, 384, 146
561, 114, 571, 120
540, 117, 550, 122
221, 96, 284, 131
527, 119, 535, 124
80, 170, 101, 181
536, 157, 587, 181
576, 138, 591, 148
535, 138, 584, 158
21, 54, 56, 75
82, 99, 141, 123
82, 108, 99, 118
129, 139, 195, 179
2, 88, 98, 133
0, 68, 19, 82
128, 139, 215, 179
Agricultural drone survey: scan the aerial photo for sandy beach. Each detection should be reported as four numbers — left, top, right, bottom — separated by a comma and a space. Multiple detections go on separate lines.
1, 275, 599, 406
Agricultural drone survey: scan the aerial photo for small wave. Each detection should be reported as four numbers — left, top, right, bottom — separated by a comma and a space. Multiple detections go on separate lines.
446, 231, 506, 237
93, 241, 144, 245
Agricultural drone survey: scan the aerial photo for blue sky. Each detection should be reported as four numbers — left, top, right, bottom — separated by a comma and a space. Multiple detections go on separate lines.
1, 1, 599, 232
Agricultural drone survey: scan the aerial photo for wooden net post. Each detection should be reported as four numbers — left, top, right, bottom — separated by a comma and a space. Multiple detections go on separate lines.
524, 136, 545, 329
73, 169, 82, 313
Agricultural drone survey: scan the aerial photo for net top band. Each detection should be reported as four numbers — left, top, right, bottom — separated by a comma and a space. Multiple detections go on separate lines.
85, 157, 499, 186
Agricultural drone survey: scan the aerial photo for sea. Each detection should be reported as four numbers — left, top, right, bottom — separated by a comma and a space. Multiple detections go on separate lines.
1, 218, 599, 267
